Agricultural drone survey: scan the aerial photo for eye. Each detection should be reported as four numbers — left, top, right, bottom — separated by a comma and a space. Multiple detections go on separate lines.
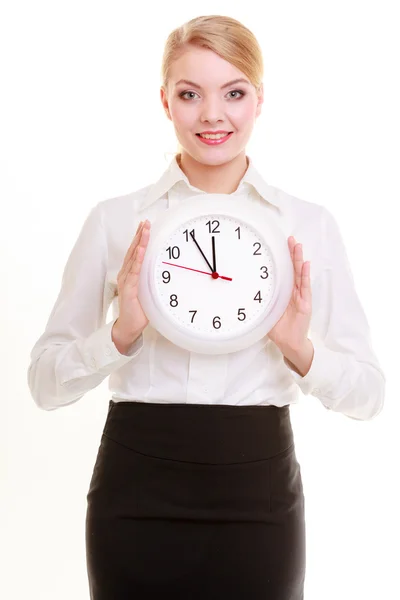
179, 89, 246, 101
179, 91, 199, 100
227, 90, 245, 99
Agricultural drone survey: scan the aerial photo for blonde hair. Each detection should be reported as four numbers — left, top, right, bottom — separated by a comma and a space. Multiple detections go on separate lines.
161, 15, 264, 94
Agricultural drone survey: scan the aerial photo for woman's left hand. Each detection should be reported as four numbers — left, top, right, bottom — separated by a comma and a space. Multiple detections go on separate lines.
267, 236, 312, 351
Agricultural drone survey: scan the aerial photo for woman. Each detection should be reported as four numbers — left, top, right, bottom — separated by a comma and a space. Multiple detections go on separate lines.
27, 14, 385, 599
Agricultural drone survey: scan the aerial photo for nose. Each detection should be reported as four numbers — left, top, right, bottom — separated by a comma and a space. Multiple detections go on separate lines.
200, 96, 225, 125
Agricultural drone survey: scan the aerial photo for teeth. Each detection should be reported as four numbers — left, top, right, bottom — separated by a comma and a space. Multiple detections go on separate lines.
200, 133, 229, 139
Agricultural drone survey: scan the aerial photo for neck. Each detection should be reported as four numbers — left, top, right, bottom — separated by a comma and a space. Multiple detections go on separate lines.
177, 151, 249, 194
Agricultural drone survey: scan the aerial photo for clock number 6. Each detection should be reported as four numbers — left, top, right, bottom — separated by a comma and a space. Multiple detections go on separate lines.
213, 316, 221, 329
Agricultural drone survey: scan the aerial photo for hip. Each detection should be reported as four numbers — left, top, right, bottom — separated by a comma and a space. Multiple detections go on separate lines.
86, 399, 304, 522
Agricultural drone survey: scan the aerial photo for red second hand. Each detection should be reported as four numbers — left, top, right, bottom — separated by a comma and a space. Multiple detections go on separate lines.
161, 261, 232, 281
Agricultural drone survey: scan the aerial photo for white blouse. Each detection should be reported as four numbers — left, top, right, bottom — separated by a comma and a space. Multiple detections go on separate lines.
27, 155, 385, 420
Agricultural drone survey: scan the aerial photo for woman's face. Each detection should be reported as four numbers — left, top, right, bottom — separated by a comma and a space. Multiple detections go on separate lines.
160, 46, 264, 166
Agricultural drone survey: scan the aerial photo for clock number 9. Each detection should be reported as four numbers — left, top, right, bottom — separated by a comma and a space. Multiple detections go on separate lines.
162, 270, 170, 283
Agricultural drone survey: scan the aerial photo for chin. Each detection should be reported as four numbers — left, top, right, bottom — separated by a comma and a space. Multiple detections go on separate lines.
185, 144, 245, 167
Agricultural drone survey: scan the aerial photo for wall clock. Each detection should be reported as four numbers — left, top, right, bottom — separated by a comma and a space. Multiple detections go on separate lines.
138, 194, 293, 354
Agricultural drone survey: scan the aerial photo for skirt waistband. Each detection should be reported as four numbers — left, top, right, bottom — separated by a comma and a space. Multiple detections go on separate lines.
103, 400, 294, 465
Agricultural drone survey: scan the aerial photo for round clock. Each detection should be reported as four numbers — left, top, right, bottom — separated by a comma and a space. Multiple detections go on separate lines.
137, 193, 294, 354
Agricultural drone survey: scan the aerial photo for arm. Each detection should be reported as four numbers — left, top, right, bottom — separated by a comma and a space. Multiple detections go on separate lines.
281, 338, 314, 377
27, 202, 143, 411
282, 207, 385, 421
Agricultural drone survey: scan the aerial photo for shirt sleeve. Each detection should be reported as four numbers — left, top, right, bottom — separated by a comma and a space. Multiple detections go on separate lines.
283, 206, 385, 421
27, 202, 143, 411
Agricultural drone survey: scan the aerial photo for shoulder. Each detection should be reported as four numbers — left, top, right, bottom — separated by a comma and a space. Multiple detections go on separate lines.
266, 182, 326, 222
263, 183, 339, 277
91, 181, 159, 257
96, 182, 154, 224
262, 182, 327, 250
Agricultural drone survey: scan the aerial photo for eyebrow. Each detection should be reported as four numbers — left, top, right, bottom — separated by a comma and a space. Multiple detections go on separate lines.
174, 78, 251, 89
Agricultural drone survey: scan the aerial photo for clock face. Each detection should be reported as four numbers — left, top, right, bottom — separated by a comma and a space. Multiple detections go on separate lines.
152, 213, 277, 339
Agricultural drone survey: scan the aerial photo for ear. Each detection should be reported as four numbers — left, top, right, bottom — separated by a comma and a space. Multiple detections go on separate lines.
255, 83, 264, 118
160, 87, 171, 120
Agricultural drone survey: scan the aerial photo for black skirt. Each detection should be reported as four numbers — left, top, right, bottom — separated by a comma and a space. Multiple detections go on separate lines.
85, 399, 306, 599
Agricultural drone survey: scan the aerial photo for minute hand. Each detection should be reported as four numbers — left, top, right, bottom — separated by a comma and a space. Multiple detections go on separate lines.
212, 235, 216, 273
189, 231, 214, 272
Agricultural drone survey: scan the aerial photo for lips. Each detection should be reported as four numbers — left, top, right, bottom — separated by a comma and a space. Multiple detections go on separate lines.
196, 132, 233, 136
196, 131, 234, 145
197, 131, 232, 135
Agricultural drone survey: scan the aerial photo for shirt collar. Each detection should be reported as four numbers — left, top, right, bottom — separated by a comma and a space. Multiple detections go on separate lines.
141, 154, 281, 211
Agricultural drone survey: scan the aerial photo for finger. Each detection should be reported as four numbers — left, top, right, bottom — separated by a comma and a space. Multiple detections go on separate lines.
294, 243, 303, 290
300, 261, 312, 299
120, 219, 150, 278
124, 243, 147, 290
125, 222, 151, 280
118, 223, 145, 286
134, 220, 151, 254
134, 223, 150, 258
288, 236, 296, 264
121, 221, 144, 271
125, 246, 142, 282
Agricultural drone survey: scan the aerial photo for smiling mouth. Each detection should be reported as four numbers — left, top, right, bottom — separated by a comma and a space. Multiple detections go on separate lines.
196, 132, 233, 137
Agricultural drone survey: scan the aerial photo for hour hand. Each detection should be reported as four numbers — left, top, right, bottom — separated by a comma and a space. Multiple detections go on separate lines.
189, 231, 214, 272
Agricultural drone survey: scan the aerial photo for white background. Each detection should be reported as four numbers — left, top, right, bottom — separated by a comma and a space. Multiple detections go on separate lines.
1, 0, 398, 598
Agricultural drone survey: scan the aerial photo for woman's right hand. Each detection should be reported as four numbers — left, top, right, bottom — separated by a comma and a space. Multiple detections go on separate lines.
112, 219, 151, 351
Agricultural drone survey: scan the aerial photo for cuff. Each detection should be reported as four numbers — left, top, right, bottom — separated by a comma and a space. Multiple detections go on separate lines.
283, 338, 344, 403
82, 319, 144, 374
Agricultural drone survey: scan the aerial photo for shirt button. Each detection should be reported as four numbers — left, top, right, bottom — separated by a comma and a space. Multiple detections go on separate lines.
91, 357, 96, 367
314, 388, 321, 394
204, 386, 209, 394
105, 346, 111, 356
